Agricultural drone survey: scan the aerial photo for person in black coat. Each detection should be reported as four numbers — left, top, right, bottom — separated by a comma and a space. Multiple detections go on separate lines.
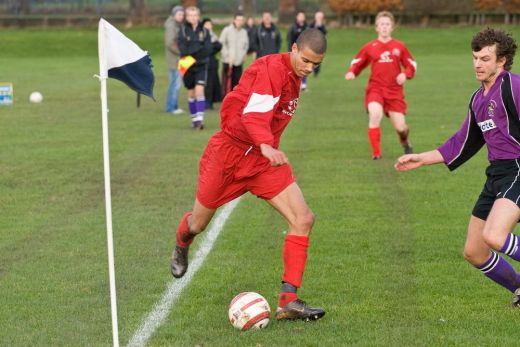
202, 18, 222, 109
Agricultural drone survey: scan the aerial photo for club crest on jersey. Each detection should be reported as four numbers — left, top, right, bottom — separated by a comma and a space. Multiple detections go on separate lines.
392, 48, 401, 56
488, 100, 497, 117
379, 51, 393, 63
283, 98, 298, 117
478, 119, 497, 132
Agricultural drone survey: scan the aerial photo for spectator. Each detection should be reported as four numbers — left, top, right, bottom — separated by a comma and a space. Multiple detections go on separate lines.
219, 13, 249, 97
164, 5, 185, 114
202, 18, 222, 110
287, 11, 308, 90
309, 11, 327, 78
255, 11, 281, 58
245, 16, 257, 58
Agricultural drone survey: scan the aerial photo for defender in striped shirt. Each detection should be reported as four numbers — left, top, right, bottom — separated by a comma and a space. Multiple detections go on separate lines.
396, 28, 520, 307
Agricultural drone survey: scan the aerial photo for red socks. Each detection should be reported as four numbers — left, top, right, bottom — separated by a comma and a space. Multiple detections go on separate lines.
368, 127, 381, 157
278, 292, 298, 308
279, 235, 309, 307
176, 212, 194, 248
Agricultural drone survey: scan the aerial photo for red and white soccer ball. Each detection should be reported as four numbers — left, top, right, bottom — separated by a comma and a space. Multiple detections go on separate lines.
228, 292, 270, 331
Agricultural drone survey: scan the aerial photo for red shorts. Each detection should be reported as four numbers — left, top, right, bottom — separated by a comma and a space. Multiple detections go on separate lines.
365, 87, 407, 115
196, 132, 296, 209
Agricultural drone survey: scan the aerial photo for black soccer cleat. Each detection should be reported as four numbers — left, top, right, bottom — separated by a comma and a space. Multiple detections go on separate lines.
512, 288, 520, 307
170, 245, 189, 278
275, 299, 325, 321
403, 142, 413, 154
372, 155, 381, 160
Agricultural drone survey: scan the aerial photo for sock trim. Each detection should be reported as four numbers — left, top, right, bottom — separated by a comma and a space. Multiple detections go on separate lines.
478, 252, 499, 273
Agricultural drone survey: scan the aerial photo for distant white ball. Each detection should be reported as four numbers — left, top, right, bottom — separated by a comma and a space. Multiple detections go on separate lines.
29, 91, 43, 103
228, 292, 270, 331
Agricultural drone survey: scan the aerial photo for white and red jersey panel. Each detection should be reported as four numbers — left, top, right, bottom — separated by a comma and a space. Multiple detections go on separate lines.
221, 53, 301, 149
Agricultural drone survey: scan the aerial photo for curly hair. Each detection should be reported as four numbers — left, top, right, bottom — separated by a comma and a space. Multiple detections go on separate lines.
471, 28, 517, 70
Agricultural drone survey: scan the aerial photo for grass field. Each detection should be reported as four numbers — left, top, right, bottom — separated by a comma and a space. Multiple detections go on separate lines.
2, 25, 520, 346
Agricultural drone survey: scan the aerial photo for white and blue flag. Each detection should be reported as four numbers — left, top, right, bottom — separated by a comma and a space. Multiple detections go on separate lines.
98, 18, 154, 99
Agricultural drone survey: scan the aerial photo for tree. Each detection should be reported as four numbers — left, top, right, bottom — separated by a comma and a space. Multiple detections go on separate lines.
472, 0, 502, 24
128, 0, 147, 26
327, 0, 402, 25
503, 0, 520, 24
239, 0, 256, 17
279, 0, 298, 24
181, 0, 198, 7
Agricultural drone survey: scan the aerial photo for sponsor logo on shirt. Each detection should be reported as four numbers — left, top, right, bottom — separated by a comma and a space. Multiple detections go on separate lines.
478, 119, 497, 132
488, 100, 497, 117
379, 51, 393, 63
392, 48, 401, 57
282, 98, 298, 117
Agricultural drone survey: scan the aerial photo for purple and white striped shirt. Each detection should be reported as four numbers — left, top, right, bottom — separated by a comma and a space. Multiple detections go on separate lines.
438, 70, 520, 170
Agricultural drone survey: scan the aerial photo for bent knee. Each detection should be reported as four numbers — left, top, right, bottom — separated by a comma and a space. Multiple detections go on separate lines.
293, 211, 315, 232
482, 228, 505, 250
463, 247, 491, 266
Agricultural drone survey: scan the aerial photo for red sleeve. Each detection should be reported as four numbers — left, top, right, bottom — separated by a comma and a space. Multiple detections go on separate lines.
400, 44, 417, 79
241, 59, 285, 147
348, 44, 370, 76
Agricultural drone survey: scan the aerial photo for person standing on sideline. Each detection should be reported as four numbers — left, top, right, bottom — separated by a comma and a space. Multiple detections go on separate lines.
220, 13, 249, 97
178, 6, 212, 129
255, 11, 281, 59
164, 5, 185, 114
309, 11, 327, 78
245, 16, 257, 59
287, 11, 308, 90
395, 28, 520, 306
201, 17, 222, 110
170, 29, 327, 321
345, 11, 416, 160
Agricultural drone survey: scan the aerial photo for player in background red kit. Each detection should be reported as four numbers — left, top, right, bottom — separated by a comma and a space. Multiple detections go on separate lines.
170, 29, 327, 321
345, 11, 417, 160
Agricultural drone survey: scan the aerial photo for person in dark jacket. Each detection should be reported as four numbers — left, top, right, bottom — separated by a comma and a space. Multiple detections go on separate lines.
255, 11, 281, 58
178, 6, 212, 129
202, 18, 222, 109
287, 11, 308, 90
309, 11, 327, 78
245, 16, 257, 58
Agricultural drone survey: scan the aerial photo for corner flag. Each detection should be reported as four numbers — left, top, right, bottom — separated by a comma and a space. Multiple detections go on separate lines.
96, 18, 155, 347
98, 18, 155, 98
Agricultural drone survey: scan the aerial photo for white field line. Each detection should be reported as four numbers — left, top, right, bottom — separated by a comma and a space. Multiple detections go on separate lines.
126, 197, 241, 347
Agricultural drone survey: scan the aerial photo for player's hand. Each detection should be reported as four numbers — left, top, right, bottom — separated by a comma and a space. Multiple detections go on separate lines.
345, 72, 356, 80
394, 154, 422, 171
260, 144, 289, 166
396, 73, 407, 85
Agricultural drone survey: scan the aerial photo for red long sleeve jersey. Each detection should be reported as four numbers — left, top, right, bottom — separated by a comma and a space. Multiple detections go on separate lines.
348, 39, 417, 91
220, 53, 301, 149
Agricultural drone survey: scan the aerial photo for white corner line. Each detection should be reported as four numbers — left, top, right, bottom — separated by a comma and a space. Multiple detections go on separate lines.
127, 197, 242, 347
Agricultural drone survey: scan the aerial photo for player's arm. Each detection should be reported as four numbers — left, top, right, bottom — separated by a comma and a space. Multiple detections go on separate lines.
241, 61, 286, 166
345, 45, 369, 80
395, 150, 444, 171
400, 45, 417, 81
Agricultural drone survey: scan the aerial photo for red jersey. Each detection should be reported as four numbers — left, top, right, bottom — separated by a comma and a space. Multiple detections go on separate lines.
220, 53, 301, 149
348, 38, 416, 93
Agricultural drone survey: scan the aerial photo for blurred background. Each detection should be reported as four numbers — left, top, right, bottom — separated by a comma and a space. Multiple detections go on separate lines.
1, 0, 519, 27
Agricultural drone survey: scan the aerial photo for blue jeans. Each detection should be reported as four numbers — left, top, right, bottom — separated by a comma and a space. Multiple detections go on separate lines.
165, 69, 181, 112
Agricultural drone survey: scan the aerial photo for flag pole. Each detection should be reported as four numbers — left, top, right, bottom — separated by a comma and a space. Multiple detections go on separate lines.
98, 18, 120, 347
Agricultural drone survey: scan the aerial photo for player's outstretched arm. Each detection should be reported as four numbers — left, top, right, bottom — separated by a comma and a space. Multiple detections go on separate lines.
395, 150, 444, 171
260, 143, 289, 167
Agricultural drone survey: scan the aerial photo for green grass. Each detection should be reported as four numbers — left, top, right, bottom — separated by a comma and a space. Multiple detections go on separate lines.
2, 25, 520, 346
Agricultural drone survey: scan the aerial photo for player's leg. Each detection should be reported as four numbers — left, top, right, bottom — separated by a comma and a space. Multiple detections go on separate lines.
464, 215, 520, 304
267, 182, 325, 321
186, 88, 198, 127
192, 67, 207, 129
388, 111, 412, 154
367, 101, 384, 159
171, 198, 217, 278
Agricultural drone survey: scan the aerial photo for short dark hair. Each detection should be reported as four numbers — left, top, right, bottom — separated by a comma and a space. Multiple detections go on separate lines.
234, 12, 244, 19
296, 28, 327, 54
471, 28, 517, 70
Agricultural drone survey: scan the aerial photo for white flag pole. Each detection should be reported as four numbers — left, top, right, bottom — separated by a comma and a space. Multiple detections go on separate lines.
98, 19, 120, 347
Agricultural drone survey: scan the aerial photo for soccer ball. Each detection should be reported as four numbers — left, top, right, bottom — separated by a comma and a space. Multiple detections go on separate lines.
228, 292, 270, 331
29, 91, 43, 103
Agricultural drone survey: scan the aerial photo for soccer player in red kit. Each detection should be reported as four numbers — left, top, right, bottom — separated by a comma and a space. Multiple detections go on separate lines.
345, 11, 417, 160
170, 28, 326, 321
